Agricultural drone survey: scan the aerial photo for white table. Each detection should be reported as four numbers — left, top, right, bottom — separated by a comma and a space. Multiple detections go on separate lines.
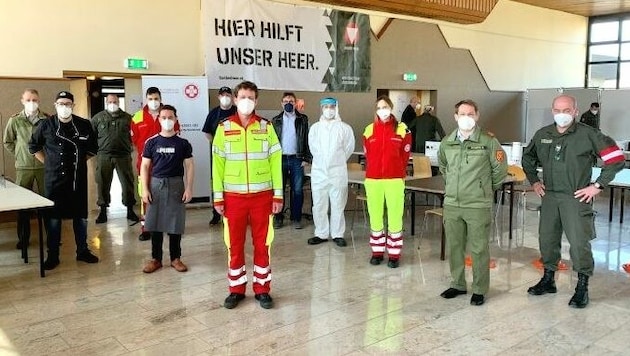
592, 167, 630, 223
0, 179, 54, 277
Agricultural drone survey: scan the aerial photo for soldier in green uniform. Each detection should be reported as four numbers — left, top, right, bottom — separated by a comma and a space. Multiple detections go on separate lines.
523, 94, 624, 308
3, 89, 47, 249
91, 94, 139, 223
438, 99, 508, 306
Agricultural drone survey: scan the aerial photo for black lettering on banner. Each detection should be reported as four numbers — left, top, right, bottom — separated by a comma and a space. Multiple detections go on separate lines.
259, 21, 303, 42
214, 18, 255, 37
216, 47, 273, 67
277, 51, 315, 70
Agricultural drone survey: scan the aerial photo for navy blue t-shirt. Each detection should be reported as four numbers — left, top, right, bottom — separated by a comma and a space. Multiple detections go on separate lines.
143, 134, 193, 178
202, 105, 237, 136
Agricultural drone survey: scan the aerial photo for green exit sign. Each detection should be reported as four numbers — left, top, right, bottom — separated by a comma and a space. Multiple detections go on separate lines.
125, 58, 149, 70
403, 72, 417, 81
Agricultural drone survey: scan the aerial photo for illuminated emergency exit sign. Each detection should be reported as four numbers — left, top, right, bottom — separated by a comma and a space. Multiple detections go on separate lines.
125, 58, 149, 70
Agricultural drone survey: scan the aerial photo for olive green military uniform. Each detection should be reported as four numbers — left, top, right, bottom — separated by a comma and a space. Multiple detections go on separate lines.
522, 122, 624, 276
90, 108, 136, 208
3, 110, 47, 245
438, 128, 507, 295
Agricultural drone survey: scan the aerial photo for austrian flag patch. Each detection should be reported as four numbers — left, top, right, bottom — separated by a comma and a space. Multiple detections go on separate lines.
600, 145, 624, 164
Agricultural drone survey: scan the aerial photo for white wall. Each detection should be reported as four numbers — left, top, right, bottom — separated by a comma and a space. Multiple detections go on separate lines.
0, 0, 202, 78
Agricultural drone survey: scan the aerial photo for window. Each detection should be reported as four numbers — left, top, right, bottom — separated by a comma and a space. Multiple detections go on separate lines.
586, 15, 630, 88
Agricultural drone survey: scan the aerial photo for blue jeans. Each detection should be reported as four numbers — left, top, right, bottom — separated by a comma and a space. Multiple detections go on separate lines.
46, 218, 88, 256
278, 155, 304, 222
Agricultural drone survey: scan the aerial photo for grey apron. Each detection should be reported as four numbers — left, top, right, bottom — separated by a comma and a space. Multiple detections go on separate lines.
145, 176, 186, 234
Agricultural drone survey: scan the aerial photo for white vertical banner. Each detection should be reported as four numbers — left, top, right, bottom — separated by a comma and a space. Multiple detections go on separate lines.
142, 76, 210, 199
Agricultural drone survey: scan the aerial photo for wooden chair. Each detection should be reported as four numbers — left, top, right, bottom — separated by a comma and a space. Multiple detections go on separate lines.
417, 207, 446, 260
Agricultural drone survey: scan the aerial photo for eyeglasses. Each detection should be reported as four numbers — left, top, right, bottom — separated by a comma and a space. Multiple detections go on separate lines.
282, 100, 295, 104
55, 102, 73, 107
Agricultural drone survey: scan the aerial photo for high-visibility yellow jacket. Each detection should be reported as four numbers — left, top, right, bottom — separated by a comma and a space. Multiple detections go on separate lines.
212, 114, 283, 205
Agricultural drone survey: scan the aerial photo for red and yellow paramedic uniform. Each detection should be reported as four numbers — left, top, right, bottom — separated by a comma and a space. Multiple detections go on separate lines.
363, 117, 411, 261
212, 114, 283, 295
131, 105, 181, 235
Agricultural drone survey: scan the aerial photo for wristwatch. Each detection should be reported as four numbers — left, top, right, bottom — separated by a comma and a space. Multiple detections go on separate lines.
593, 182, 603, 190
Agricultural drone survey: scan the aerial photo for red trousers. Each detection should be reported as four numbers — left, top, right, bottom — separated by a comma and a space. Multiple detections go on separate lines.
224, 191, 274, 294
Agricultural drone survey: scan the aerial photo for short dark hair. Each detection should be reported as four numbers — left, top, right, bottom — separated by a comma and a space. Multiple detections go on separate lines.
454, 99, 479, 114
159, 104, 177, 117
234, 81, 258, 98
591, 102, 600, 108
146, 86, 161, 98
375, 95, 394, 109
282, 92, 296, 100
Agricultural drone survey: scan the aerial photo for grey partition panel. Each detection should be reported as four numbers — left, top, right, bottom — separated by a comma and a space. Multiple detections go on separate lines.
525, 89, 559, 143
525, 88, 600, 143
600, 89, 630, 141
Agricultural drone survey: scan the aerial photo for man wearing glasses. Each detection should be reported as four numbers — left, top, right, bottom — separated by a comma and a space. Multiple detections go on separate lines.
523, 94, 624, 308
271, 92, 311, 229
29, 91, 100, 270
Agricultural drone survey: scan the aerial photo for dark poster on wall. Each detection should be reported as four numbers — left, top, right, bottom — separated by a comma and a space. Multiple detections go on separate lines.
324, 10, 371, 92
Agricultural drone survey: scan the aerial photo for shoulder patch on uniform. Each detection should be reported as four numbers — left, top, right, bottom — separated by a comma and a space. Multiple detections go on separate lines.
495, 150, 505, 162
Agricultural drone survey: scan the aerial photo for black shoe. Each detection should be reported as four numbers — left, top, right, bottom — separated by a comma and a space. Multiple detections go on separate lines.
308, 237, 328, 245
76, 250, 99, 263
369, 256, 384, 265
440, 288, 467, 299
527, 269, 557, 296
273, 218, 283, 229
568, 273, 589, 308
470, 294, 485, 306
224, 293, 246, 309
95, 208, 107, 224
139, 231, 151, 241
387, 259, 400, 268
255, 293, 274, 309
126, 209, 140, 222
43, 257, 60, 270
333, 238, 347, 247
209, 212, 221, 226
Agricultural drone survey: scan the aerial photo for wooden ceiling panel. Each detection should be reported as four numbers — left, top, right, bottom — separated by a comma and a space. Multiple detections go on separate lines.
308, 0, 630, 22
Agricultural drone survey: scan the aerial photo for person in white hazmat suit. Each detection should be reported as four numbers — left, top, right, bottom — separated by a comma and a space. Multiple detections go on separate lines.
307, 97, 355, 247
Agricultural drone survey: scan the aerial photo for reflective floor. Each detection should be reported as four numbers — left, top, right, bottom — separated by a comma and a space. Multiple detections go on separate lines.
1, 193, 629, 355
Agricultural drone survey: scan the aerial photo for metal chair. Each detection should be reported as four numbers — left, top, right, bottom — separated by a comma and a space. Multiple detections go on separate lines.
348, 163, 368, 238
417, 207, 446, 260
494, 165, 528, 247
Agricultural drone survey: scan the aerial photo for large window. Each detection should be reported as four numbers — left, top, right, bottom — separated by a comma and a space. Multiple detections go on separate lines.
587, 15, 630, 88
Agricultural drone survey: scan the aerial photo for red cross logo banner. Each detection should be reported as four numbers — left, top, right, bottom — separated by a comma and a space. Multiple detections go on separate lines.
184, 84, 199, 99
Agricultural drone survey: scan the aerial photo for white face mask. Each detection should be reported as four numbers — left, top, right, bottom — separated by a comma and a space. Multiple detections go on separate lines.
56, 106, 72, 119
591, 110, 598, 115
237, 98, 256, 116
553, 113, 573, 127
415, 103, 421, 110
322, 108, 336, 120
106, 103, 119, 113
219, 96, 232, 108
24, 101, 39, 115
456, 115, 476, 131
147, 99, 160, 111
160, 119, 175, 131
376, 108, 391, 121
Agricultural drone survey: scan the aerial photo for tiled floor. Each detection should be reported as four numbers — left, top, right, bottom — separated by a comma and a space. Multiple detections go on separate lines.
1, 193, 629, 355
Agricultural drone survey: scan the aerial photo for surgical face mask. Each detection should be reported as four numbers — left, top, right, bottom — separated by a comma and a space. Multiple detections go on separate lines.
219, 96, 232, 107
106, 103, 119, 113
147, 99, 160, 111
322, 108, 336, 120
376, 108, 391, 121
457, 115, 476, 131
283, 102, 294, 113
56, 105, 72, 119
415, 103, 421, 110
591, 110, 598, 115
237, 98, 256, 115
24, 101, 39, 115
160, 119, 175, 131
553, 113, 573, 127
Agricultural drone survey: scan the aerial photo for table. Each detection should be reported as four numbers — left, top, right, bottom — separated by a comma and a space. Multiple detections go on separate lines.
591, 167, 630, 223
0, 179, 54, 277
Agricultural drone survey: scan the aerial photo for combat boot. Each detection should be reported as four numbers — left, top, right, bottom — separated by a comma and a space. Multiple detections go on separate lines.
568, 273, 589, 308
527, 268, 557, 295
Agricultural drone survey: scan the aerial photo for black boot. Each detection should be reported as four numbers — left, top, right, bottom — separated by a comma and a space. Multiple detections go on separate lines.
95, 206, 107, 224
127, 207, 140, 222
568, 273, 589, 308
527, 268, 557, 295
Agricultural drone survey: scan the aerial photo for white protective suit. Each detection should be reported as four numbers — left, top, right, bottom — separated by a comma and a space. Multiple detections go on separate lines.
308, 110, 355, 240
